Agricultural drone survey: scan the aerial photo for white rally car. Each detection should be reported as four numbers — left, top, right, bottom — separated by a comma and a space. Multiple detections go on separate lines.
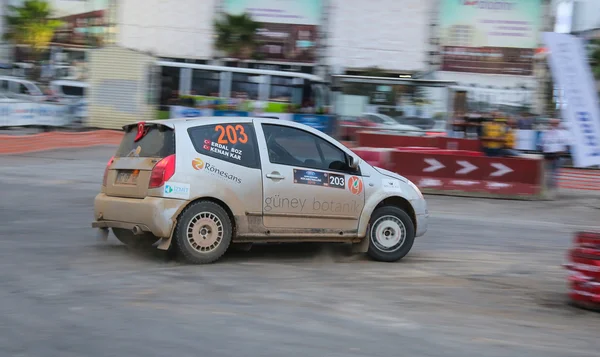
92, 117, 429, 264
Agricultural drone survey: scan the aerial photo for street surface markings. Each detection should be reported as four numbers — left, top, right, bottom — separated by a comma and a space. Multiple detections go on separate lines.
559, 168, 600, 191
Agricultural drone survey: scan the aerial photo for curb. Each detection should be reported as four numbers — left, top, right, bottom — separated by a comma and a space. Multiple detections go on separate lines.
0, 130, 124, 155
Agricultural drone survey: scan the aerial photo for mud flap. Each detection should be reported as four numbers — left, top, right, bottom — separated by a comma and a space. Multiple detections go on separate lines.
157, 237, 172, 251
96, 228, 109, 242
352, 236, 370, 254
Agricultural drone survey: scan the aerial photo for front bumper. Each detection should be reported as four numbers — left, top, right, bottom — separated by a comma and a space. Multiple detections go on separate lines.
416, 211, 429, 237
92, 193, 188, 238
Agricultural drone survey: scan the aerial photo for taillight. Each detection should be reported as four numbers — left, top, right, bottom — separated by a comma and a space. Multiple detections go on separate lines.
102, 156, 114, 186
149, 154, 176, 188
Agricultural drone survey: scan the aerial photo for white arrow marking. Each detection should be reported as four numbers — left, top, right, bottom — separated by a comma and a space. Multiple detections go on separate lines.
456, 160, 477, 175
490, 163, 513, 177
487, 182, 511, 189
423, 158, 445, 172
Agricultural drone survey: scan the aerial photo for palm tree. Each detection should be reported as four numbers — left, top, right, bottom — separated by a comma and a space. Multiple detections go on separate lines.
214, 13, 260, 61
589, 39, 600, 80
4, 0, 63, 61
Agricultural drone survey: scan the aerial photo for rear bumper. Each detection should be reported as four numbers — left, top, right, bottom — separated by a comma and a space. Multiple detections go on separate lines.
92, 193, 188, 238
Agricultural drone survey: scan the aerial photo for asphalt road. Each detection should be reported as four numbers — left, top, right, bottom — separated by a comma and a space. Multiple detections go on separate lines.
1, 147, 599, 357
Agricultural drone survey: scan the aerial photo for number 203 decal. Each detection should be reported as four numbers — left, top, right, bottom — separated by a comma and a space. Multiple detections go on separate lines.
327, 173, 345, 189
215, 124, 248, 145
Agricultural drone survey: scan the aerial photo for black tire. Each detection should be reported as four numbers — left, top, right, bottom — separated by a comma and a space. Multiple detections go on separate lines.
112, 228, 159, 249
172, 201, 233, 264
366, 206, 415, 262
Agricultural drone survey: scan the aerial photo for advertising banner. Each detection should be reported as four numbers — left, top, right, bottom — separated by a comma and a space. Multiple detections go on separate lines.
0, 102, 70, 127
439, 0, 542, 75
222, 0, 322, 63
543, 32, 600, 168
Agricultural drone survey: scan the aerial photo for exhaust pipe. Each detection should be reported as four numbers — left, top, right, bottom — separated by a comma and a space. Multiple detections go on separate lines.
132, 225, 143, 235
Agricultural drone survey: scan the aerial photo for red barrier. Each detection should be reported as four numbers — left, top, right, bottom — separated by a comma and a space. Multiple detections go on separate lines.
357, 131, 481, 151
388, 151, 544, 196
351, 147, 394, 168
357, 131, 440, 149
565, 232, 600, 308
438, 137, 482, 152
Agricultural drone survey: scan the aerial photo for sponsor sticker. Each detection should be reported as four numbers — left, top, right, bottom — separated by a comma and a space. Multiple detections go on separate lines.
347, 176, 363, 195
192, 158, 205, 170
293, 169, 327, 186
191, 158, 242, 184
163, 182, 190, 199
292, 169, 346, 189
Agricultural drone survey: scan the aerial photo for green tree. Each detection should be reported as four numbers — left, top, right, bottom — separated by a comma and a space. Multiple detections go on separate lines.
214, 13, 260, 60
4, 1, 62, 50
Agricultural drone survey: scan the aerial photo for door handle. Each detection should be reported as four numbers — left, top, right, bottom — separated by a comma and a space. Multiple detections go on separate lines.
266, 173, 285, 180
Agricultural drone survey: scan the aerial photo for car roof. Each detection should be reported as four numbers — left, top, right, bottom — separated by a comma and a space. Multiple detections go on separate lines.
0, 76, 37, 84
152, 116, 316, 130
129, 116, 348, 150
50, 80, 88, 87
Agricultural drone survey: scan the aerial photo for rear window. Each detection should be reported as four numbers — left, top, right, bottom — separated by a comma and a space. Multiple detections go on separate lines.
188, 123, 260, 169
115, 125, 175, 158
61, 85, 85, 96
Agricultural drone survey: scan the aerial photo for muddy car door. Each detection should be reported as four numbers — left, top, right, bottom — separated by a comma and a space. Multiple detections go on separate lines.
256, 122, 365, 235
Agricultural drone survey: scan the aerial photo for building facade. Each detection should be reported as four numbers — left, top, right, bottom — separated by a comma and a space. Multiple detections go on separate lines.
114, 0, 544, 111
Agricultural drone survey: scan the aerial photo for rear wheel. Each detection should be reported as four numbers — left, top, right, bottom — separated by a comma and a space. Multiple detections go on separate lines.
173, 201, 232, 264
112, 228, 158, 249
367, 206, 415, 262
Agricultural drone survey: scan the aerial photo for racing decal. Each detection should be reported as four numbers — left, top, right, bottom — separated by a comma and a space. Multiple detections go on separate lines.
199, 124, 249, 162
191, 158, 242, 184
347, 176, 363, 195
201, 138, 244, 162
264, 194, 361, 214
327, 173, 346, 189
163, 182, 190, 199
192, 158, 205, 170
293, 169, 346, 189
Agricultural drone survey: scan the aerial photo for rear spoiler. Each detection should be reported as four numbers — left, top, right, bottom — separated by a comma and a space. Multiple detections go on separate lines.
122, 121, 175, 132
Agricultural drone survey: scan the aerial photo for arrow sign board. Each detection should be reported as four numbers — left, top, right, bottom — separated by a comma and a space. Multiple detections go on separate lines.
423, 158, 445, 172
456, 160, 477, 175
490, 163, 513, 177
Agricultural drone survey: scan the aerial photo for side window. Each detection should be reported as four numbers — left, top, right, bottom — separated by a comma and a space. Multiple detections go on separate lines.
367, 115, 384, 124
0, 80, 7, 91
188, 122, 259, 169
19, 84, 29, 95
262, 124, 351, 172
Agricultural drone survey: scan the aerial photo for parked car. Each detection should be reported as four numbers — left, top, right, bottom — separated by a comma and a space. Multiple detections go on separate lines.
338, 113, 425, 141
49, 80, 87, 103
0, 76, 46, 102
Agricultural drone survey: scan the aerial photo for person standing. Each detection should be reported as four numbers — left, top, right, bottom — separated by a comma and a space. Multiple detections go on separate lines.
540, 118, 569, 198
481, 115, 507, 157
502, 118, 520, 157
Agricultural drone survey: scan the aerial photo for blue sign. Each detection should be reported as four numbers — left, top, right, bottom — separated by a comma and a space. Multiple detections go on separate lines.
292, 114, 334, 135
180, 108, 203, 117
213, 110, 249, 117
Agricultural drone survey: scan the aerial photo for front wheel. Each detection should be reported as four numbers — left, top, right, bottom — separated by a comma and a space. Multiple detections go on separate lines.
367, 206, 415, 262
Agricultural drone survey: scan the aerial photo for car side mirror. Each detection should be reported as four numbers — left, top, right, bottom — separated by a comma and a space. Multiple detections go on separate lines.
348, 154, 360, 170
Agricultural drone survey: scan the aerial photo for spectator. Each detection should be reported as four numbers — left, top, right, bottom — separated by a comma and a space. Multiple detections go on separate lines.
481, 116, 507, 157
540, 118, 569, 198
502, 118, 520, 157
